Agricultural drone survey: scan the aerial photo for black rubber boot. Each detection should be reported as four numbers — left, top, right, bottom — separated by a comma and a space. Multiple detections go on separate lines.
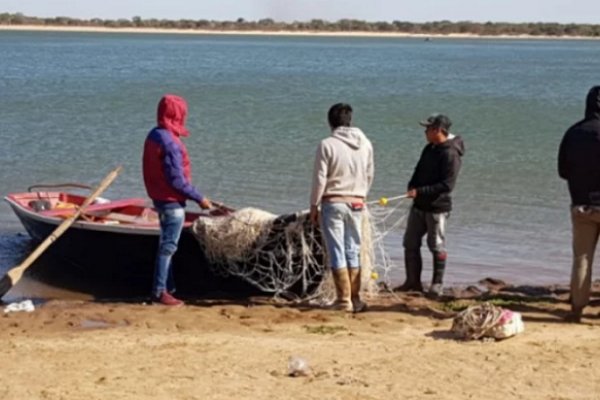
428, 251, 447, 298
431, 251, 446, 284
396, 250, 423, 292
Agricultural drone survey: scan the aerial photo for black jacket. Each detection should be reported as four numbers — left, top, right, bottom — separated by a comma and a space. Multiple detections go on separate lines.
558, 86, 600, 206
408, 135, 465, 213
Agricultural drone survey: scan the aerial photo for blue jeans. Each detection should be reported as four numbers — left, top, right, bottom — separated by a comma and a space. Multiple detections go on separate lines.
320, 202, 363, 270
153, 206, 185, 297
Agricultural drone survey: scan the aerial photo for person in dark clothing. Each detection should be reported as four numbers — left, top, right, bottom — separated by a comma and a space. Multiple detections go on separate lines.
143, 94, 212, 306
397, 114, 465, 297
558, 85, 600, 323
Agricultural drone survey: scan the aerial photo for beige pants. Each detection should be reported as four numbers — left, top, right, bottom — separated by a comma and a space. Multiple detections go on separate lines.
570, 207, 600, 309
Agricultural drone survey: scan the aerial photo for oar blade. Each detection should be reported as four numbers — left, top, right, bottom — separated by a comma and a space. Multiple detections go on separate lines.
0, 165, 122, 301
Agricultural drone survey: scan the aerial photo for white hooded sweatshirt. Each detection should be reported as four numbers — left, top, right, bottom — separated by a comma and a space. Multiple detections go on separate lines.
310, 126, 374, 206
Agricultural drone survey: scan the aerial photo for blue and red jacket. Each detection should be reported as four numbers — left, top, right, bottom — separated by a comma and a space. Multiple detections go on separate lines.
142, 95, 203, 206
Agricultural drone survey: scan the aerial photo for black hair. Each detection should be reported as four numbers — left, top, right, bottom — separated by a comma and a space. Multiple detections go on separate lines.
328, 103, 353, 129
585, 85, 600, 120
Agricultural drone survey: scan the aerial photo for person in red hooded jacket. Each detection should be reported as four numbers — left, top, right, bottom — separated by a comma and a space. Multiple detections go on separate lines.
143, 94, 212, 306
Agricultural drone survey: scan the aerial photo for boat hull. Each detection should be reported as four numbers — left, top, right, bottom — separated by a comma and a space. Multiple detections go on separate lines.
7, 199, 268, 297
5, 193, 324, 298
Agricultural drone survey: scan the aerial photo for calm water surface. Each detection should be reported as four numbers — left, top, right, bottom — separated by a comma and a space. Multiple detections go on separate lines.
1, 31, 599, 288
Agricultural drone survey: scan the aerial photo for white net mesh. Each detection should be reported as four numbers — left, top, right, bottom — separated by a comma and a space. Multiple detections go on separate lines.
364, 198, 412, 292
191, 199, 412, 302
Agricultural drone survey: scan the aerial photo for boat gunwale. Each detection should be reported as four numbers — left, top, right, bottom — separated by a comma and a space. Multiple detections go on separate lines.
4, 194, 208, 236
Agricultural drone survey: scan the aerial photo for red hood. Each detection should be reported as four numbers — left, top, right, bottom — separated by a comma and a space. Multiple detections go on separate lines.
157, 94, 190, 137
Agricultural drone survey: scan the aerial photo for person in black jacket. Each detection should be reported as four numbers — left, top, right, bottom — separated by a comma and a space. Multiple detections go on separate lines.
397, 114, 465, 297
558, 85, 600, 323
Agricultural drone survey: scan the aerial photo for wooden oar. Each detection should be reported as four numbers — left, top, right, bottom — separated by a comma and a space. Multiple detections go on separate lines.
209, 200, 236, 214
0, 166, 123, 300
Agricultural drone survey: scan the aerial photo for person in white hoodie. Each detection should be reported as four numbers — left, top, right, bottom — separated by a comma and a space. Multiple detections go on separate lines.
310, 103, 374, 312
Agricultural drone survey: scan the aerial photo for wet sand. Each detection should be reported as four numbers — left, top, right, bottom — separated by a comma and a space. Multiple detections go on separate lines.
1, 281, 599, 400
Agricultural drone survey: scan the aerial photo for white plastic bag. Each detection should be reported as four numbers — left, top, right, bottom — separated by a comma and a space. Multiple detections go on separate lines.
3, 299, 35, 313
489, 309, 525, 339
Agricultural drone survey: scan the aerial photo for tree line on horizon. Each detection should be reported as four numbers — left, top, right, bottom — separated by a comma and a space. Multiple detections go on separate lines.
1, 12, 600, 37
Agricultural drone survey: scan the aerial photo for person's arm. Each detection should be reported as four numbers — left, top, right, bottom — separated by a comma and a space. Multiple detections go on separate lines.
406, 165, 419, 198
407, 147, 425, 191
416, 150, 461, 196
558, 133, 570, 180
366, 144, 375, 190
407, 169, 417, 192
162, 139, 204, 203
310, 142, 328, 224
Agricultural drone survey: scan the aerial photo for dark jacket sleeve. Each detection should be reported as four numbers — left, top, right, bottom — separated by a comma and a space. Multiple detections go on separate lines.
162, 140, 203, 203
417, 150, 461, 196
407, 147, 425, 190
407, 168, 417, 190
558, 132, 570, 180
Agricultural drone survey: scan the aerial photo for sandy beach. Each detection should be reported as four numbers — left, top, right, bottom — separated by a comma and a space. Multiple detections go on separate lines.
1, 24, 599, 41
2, 281, 599, 400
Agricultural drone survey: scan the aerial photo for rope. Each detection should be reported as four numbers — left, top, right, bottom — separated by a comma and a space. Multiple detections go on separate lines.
451, 302, 505, 340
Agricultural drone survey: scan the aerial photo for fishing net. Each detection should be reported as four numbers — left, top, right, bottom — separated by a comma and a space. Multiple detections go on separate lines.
451, 302, 525, 340
191, 199, 411, 302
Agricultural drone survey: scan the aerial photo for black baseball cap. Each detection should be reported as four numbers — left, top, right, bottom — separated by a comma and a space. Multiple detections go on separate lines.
419, 113, 452, 132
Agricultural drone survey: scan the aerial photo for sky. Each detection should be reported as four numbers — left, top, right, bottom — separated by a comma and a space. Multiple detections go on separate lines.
2, 0, 599, 24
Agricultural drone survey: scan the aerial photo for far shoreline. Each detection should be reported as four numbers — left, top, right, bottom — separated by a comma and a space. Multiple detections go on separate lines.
1, 24, 599, 41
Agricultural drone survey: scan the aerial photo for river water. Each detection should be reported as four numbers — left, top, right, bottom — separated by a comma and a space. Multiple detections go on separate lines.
1, 31, 599, 292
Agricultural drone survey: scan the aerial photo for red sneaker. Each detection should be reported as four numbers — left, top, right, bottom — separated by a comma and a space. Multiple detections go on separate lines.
153, 291, 184, 306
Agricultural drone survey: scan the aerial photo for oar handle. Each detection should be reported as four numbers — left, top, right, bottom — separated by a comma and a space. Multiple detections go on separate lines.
1, 166, 123, 298
210, 200, 236, 213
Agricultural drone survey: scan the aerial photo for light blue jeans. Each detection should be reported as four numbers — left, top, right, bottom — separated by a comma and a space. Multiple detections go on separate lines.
153, 206, 185, 297
320, 202, 363, 270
